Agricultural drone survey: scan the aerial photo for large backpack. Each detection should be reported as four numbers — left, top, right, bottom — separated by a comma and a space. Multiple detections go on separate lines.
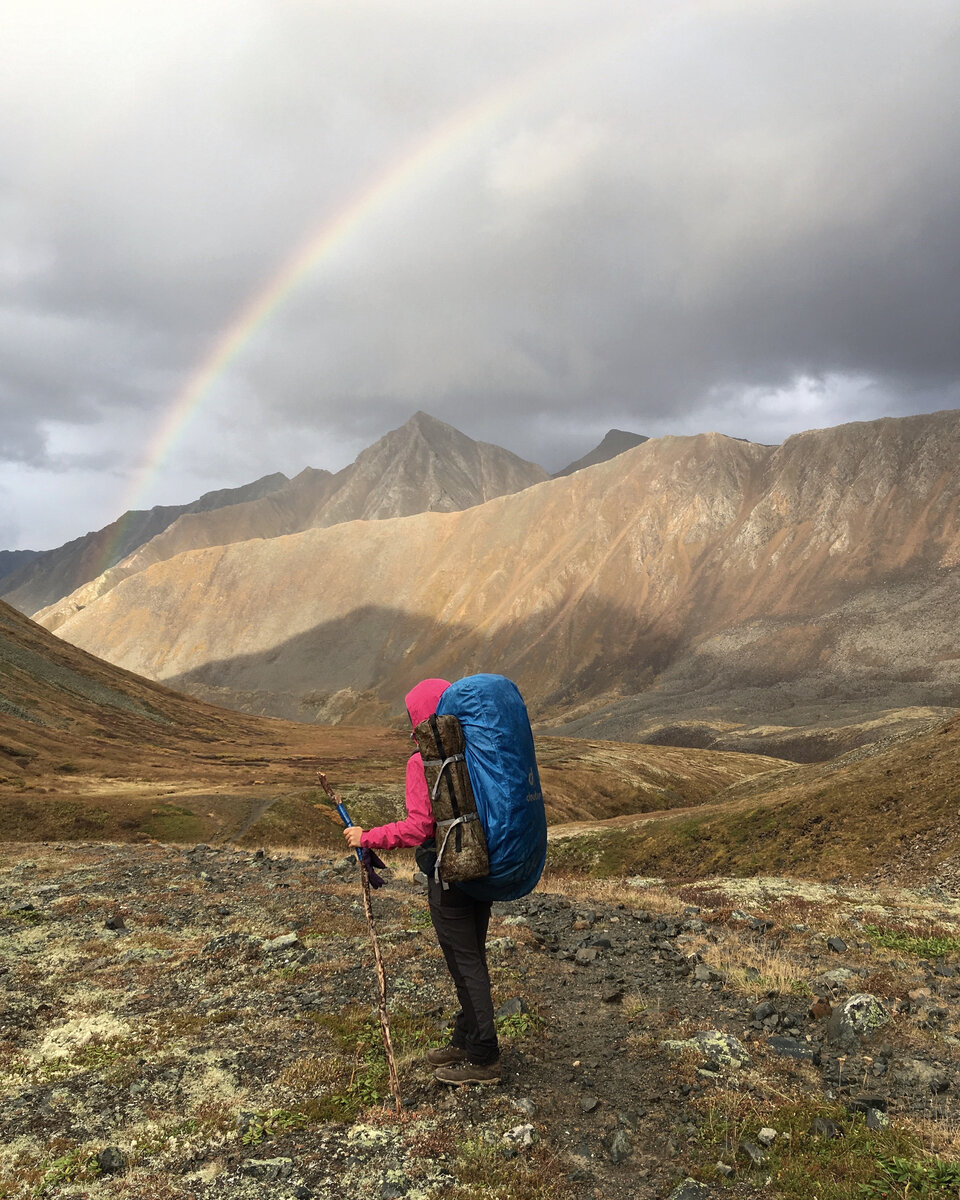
434, 674, 547, 902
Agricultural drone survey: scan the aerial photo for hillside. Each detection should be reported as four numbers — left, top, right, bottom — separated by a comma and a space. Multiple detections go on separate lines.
0, 473, 288, 616
0, 549, 39, 584
39, 412, 960, 747
32, 412, 549, 631
0, 597, 397, 842
0, 599, 781, 844
549, 710, 960, 889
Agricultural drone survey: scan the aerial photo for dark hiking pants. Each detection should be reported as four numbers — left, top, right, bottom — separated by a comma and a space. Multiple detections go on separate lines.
428, 879, 499, 1065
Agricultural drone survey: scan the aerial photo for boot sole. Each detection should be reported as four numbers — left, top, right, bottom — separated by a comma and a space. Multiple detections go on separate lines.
434, 1071, 501, 1086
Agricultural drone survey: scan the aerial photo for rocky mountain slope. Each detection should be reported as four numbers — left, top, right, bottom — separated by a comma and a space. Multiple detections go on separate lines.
552, 428, 648, 477
0, 473, 288, 617
40, 412, 960, 749
2, 842, 958, 1199
33, 413, 549, 630
0, 549, 39, 584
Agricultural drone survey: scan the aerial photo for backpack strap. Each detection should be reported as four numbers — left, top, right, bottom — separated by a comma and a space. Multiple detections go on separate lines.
422, 754, 466, 803
433, 813, 480, 885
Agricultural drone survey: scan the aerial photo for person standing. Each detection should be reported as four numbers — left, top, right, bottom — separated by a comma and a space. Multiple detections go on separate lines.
343, 677, 501, 1084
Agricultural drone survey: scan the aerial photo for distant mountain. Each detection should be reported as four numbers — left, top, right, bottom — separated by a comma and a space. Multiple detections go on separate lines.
42, 411, 960, 746
34, 412, 549, 629
0, 473, 289, 616
0, 549, 39, 583
553, 429, 648, 477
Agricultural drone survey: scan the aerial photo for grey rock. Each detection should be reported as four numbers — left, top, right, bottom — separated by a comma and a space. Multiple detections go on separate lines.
894, 1058, 951, 1094
241, 1157, 294, 1181
606, 1128, 632, 1164
747, 916, 774, 932
96, 1146, 125, 1174
827, 994, 890, 1046
739, 1140, 767, 1167
581, 1095, 599, 1112
496, 997, 528, 1019
716, 1161, 735, 1178
817, 968, 858, 988
262, 932, 302, 953
827, 936, 848, 953
757, 1127, 777, 1147
662, 1031, 752, 1070
767, 1035, 820, 1064
668, 1181, 712, 1200
810, 1118, 841, 1139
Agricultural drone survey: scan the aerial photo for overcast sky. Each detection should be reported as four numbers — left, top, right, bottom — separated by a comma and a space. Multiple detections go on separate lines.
2, 0, 959, 550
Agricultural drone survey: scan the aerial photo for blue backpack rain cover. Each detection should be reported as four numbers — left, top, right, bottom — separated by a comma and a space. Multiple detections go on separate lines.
436, 674, 547, 901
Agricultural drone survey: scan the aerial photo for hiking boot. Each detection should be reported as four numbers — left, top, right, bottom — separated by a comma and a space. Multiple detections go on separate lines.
425, 1045, 467, 1067
433, 1059, 501, 1086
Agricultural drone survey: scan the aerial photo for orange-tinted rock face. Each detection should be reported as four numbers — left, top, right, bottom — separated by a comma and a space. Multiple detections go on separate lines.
29, 412, 548, 634
39, 411, 960, 729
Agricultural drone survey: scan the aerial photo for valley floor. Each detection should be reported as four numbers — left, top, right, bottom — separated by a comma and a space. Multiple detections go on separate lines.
2, 844, 960, 1199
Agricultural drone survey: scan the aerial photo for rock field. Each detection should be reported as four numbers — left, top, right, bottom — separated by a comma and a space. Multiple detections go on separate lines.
2, 843, 959, 1199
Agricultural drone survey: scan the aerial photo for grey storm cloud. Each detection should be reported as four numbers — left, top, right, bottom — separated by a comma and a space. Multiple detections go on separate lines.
1, 0, 959, 546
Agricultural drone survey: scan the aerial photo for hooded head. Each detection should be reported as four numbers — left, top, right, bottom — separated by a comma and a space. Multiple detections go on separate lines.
405, 678, 451, 733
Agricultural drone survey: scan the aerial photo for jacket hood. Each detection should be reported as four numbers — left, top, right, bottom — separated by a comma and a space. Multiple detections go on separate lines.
405, 678, 451, 730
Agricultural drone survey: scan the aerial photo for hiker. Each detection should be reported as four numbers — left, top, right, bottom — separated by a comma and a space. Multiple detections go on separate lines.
343, 677, 501, 1085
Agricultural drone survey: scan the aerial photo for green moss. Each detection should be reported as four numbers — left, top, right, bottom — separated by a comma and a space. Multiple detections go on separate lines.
444, 1135, 566, 1200
693, 1096, 931, 1199
861, 1156, 960, 1198
862, 923, 960, 960
34, 1147, 100, 1196
304, 1003, 433, 1121
145, 804, 204, 842
240, 1108, 308, 1146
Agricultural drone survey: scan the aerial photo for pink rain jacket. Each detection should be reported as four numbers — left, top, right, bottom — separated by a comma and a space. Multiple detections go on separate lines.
360, 678, 451, 851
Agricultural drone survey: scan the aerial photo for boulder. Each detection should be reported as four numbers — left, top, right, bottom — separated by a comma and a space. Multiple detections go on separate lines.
662, 1031, 752, 1070
827, 994, 890, 1047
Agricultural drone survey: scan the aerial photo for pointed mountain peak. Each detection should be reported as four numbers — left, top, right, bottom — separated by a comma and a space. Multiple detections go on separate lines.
553, 429, 649, 478
395, 410, 466, 446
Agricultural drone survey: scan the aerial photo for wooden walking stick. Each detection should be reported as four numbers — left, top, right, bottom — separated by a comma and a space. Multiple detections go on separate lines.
317, 771, 402, 1116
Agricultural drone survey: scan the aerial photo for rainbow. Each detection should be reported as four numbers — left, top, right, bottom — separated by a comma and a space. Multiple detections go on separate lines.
101, 4, 699, 575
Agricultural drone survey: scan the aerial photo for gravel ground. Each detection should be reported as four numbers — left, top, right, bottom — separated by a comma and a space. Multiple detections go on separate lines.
2, 843, 959, 1199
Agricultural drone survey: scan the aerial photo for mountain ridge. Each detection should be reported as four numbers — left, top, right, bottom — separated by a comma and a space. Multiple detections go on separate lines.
552, 428, 648, 477
32, 411, 549, 630
0, 472, 290, 616
41, 411, 960, 742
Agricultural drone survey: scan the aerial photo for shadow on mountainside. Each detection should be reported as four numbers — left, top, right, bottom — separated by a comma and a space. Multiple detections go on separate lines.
164, 593, 960, 763
163, 602, 682, 727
